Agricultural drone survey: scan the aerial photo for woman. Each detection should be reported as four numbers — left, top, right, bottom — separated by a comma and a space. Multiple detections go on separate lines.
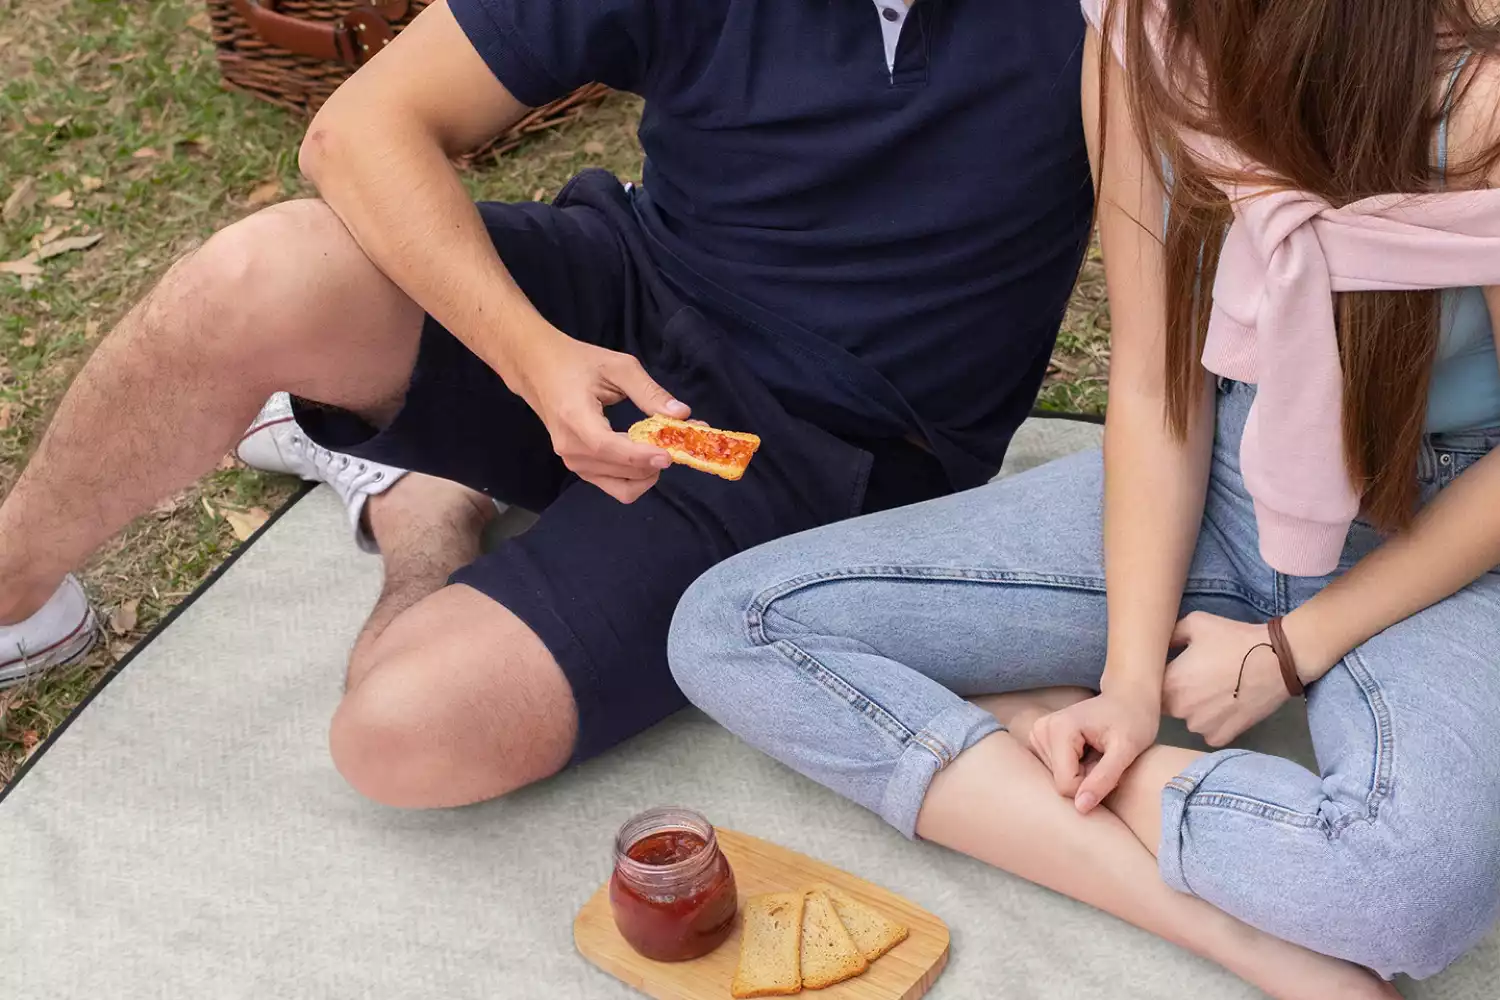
668, 1, 1500, 995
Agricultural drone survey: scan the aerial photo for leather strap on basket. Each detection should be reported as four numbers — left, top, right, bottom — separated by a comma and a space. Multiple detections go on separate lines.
231, 0, 408, 66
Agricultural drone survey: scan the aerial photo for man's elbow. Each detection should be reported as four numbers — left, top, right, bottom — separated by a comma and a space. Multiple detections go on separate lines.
297, 115, 342, 188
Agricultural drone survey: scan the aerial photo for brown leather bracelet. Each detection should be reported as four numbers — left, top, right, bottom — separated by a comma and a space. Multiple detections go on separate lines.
1266, 617, 1306, 698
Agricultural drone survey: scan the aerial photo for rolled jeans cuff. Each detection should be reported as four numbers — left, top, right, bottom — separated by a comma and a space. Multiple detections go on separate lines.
880, 702, 1003, 839
1158, 748, 1256, 895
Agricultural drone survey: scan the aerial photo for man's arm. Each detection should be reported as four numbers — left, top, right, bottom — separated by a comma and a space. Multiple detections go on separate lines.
298, 1, 686, 503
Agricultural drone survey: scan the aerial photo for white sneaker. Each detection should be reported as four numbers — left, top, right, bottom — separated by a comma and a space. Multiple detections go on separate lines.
0, 576, 99, 689
236, 393, 406, 553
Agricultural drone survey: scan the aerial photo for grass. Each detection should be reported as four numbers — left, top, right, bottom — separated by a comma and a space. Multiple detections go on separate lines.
0, 0, 1107, 785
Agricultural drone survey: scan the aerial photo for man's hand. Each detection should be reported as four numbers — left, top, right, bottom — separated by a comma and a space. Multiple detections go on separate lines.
1163, 612, 1290, 748
1027, 689, 1159, 814
510, 329, 690, 503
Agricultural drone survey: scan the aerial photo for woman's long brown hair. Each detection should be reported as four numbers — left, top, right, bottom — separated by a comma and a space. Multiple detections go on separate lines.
1103, 1, 1500, 530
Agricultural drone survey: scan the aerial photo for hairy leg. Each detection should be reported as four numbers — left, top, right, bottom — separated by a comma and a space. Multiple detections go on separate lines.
0, 200, 423, 623
346, 473, 496, 692
330, 582, 578, 808
918, 735, 1398, 1000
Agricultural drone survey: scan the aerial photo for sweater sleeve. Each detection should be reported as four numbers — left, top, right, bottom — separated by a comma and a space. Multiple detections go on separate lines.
1214, 195, 1361, 576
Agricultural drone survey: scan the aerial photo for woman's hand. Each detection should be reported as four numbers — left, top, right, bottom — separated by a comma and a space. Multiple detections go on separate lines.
1163, 612, 1290, 748
1028, 689, 1160, 814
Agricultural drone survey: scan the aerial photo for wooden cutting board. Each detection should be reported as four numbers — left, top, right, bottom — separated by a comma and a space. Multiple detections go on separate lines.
575, 829, 949, 1000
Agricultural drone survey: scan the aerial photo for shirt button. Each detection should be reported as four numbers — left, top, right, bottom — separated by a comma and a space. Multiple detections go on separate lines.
882, 6, 901, 21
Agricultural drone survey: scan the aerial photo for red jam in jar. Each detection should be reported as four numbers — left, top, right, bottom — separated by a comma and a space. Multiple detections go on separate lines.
609, 807, 739, 962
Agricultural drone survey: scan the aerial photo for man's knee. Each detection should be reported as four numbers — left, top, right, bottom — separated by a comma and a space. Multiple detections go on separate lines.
146, 199, 351, 353
328, 602, 578, 808
328, 681, 450, 808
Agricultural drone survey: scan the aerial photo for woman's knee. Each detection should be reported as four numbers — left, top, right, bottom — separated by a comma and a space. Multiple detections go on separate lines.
1351, 828, 1500, 978
1165, 749, 1500, 977
668, 553, 786, 724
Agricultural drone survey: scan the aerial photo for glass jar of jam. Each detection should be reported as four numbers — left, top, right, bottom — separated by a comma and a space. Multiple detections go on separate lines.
609, 807, 739, 962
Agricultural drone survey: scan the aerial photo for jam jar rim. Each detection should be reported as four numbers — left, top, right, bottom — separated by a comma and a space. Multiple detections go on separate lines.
613, 806, 722, 887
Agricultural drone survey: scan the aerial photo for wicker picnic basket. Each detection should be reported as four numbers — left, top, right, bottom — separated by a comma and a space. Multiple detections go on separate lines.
204, 0, 612, 158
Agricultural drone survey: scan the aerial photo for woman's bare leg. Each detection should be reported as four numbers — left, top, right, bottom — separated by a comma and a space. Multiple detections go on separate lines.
920, 703, 1399, 1000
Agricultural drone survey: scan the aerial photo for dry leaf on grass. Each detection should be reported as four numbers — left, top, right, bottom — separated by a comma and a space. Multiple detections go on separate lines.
584, 141, 606, 155
34, 223, 70, 246
45, 190, 74, 209
132, 147, 158, 159
80, 175, 104, 192
3, 177, 37, 221
0, 401, 20, 430
35, 233, 103, 261
224, 507, 270, 541
109, 597, 140, 635
187, 9, 212, 32
245, 180, 281, 207
0, 257, 43, 277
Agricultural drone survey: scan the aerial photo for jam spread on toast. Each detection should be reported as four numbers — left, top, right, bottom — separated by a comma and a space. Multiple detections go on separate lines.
653, 425, 757, 468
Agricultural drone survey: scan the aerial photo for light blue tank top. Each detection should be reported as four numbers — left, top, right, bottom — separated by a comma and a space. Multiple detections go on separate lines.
1430, 50, 1500, 432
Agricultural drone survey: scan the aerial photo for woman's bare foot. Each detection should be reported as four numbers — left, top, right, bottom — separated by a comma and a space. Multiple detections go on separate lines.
1213, 914, 1403, 1000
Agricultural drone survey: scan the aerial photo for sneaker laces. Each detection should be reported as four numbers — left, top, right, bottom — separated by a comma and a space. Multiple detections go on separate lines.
286, 432, 387, 496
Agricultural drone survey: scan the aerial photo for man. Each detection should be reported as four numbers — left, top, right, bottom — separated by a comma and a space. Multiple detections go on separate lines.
0, 0, 1091, 806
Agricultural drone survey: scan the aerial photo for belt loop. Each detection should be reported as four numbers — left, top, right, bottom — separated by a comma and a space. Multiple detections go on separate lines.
1415, 438, 1437, 482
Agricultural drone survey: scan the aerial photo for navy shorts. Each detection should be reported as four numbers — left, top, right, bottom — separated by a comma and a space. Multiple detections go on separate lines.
295, 171, 950, 761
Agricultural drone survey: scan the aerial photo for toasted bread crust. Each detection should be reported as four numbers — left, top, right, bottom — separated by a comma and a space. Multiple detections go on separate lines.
731, 892, 804, 998
800, 890, 868, 989
628, 415, 761, 481
808, 883, 909, 962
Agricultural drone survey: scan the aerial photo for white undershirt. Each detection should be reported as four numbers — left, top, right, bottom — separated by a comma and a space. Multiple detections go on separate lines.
872, 0, 909, 74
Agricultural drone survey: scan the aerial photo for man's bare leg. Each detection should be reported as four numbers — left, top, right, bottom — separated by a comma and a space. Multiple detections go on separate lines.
0, 200, 423, 623
346, 472, 496, 692
321, 471, 581, 806
330, 582, 579, 807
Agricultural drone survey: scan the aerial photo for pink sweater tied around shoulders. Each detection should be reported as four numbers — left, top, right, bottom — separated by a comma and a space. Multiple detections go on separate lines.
1081, 0, 1500, 576
1202, 173, 1500, 576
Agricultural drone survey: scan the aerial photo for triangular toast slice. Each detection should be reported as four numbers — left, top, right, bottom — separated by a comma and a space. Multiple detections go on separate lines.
809, 882, 909, 962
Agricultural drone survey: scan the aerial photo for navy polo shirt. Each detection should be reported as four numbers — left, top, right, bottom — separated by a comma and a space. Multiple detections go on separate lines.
450, 0, 1093, 488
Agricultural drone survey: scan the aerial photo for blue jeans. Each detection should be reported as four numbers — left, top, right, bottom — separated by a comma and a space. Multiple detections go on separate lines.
669, 381, 1500, 979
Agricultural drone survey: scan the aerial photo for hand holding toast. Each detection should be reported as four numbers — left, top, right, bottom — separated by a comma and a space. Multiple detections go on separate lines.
509, 329, 689, 503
